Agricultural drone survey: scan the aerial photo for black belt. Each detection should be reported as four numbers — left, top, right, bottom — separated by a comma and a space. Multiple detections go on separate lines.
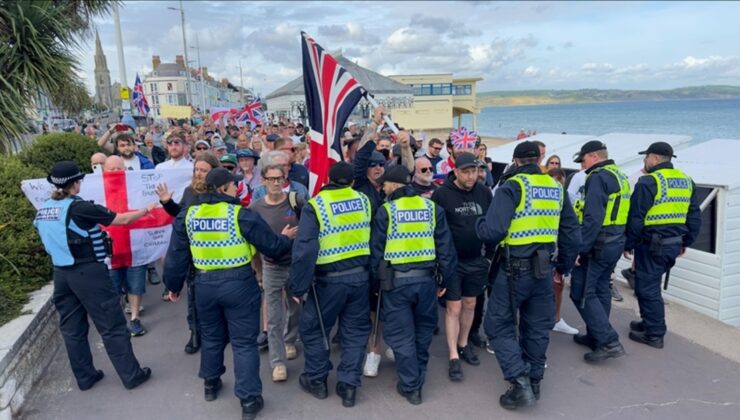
394, 269, 434, 279
316, 266, 367, 279
596, 233, 623, 245
503, 257, 532, 271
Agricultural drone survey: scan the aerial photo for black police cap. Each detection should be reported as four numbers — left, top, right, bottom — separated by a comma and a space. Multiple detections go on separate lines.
573, 140, 607, 163
48, 161, 85, 188
638, 141, 676, 158
378, 164, 411, 185
206, 168, 243, 190
513, 141, 541, 159
329, 161, 354, 186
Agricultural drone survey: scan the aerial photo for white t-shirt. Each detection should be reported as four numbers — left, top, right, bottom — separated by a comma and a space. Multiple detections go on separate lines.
123, 156, 140, 171
567, 170, 587, 204
156, 158, 193, 171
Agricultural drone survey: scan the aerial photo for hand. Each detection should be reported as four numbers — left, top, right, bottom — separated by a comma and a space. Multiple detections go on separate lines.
623, 250, 633, 260
156, 183, 173, 203
373, 105, 385, 125
398, 130, 410, 147
168, 291, 180, 302
575, 255, 581, 266
679, 247, 686, 256
553, 270, 563, 285
437, 287, 446, 298
292, 296, 301, 304
281, 224, 298, 240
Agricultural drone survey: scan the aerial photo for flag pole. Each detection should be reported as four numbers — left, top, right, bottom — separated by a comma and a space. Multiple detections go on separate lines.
365, 94, 399, 134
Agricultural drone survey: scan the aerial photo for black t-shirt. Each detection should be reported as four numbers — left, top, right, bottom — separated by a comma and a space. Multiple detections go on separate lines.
68, 200, 116, 260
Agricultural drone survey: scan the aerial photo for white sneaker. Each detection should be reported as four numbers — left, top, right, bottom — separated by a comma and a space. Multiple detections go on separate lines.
385, 347, 395, 362
363, 352, 381, 377
553, 318, 579, 335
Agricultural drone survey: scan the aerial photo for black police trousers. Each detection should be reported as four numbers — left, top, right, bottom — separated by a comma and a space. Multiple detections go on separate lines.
52, 262, 144, 389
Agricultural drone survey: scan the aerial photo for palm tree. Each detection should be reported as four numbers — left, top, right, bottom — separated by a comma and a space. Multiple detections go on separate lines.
0, 0, 118, 153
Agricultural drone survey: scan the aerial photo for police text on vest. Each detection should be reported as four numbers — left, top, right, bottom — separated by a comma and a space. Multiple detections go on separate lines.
191, 218, 229, 231
330, 199, 363, 215
397, 209, 431, 223
530, 186, 561, 201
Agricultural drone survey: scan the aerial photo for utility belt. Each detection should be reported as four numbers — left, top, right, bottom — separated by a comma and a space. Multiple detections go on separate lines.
315, 266, 369, 283
502, 249, 553, 280
377, 260, 434, 291
68, 231, 113, 257
643, 234, 683, 257
590, 232, 623, 259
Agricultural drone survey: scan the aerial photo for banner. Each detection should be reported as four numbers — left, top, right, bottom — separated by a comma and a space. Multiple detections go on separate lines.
22, 168, 192, 269
160, 105, 193, 119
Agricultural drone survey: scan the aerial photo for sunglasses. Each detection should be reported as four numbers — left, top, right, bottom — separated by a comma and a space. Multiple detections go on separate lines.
196, 146, 209, 151
222, 165, 236, 171
264, 176, 285, 183
368, 162, 384, 168
420, 167, 433, 173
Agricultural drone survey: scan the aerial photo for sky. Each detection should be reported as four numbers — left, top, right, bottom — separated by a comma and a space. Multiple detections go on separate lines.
78, 1, 740, 97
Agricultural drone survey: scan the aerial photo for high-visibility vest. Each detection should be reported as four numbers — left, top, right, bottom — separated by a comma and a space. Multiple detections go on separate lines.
186, 202, 254, 271
382, 195, 436, 264
503, 173, 563, 246
644, 168, 693, 226
34, 197, 107, 267
308, 187, 372, 265
574, 164, 631, 226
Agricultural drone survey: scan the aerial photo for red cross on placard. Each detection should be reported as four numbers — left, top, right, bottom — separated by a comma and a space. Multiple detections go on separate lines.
101, 171, 174, 269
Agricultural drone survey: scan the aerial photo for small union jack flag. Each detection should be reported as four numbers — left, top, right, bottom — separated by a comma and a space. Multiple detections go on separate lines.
450, 127, 478, 150
236, 101, 265, 128
133, 74, 149, 115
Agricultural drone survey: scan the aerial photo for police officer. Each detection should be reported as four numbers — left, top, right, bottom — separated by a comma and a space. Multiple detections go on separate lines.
33, 161, 154, 391
369, 165, 457, 405
476, 142, 580, 409
163, 168, 295, 420
570, 141, 631, 361
288, 162, 372, 408
624, 142, 701, 349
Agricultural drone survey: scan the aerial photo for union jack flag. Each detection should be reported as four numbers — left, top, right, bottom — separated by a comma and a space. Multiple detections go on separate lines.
133, 74, 149, 115
301, 32, 366, 196
236, 101, 265, 128
450, 127, 478, 150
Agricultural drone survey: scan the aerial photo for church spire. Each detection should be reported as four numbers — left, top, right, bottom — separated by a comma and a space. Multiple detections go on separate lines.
94, 30, 107, 68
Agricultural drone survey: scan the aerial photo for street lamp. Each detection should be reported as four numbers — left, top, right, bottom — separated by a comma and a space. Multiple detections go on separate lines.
168, 1, 192, 106
189, 34, 206, 113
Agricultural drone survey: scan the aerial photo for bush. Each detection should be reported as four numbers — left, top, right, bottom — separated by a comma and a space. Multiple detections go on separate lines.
0, 156, 52, 326
20, 132, 102, 173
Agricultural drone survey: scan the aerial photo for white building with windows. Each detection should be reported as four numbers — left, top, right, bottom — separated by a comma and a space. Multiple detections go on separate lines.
143, 55, 245, 119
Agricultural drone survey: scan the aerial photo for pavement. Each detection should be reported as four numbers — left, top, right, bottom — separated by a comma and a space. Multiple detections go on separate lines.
18, 280, 740, 420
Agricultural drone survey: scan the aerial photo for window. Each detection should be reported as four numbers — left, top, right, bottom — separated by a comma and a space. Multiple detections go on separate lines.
410, 83, 452, 96
150, 83, 158, 93
453, 84, 472, 95
167, 83, 173, 91
689, 186, 718, 254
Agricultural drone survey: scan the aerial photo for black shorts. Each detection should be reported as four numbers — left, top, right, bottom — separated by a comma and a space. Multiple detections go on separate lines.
446, 257, 489, 301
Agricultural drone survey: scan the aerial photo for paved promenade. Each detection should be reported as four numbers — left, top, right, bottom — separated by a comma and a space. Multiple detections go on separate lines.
19, 281, 740, 420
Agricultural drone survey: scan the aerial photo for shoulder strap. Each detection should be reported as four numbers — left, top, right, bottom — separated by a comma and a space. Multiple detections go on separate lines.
288, 191, 301, 220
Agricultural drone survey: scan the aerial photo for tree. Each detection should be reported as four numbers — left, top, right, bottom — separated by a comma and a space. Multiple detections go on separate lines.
0, 0, 118, 154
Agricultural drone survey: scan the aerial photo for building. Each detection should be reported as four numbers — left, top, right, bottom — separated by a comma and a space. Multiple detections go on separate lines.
265, 54, 413, 125
389, 74, 482, 137
143, 55, 245, 119
93, 30, 113, 110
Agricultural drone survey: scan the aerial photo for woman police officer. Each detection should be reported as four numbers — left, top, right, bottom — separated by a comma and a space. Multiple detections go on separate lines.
33, 161, 156, 391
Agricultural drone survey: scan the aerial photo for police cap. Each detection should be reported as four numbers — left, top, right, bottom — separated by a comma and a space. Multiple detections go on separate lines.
573, 140, 607, 163
329, 161, 354, 186
638, 141, 676, 158
378, 165, 411, 185
206, 167, 243, 190
48, 161, 85, 188
513, 141, 541, 159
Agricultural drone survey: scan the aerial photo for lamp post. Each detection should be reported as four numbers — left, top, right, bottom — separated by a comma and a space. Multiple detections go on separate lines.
168, 1, 192, 106
190, 34, 206, 113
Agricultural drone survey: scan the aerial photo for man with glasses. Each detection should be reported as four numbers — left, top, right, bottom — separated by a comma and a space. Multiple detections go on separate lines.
251, 151, 309, 203
424, 138, 444, 175
194, 140, 211, 159
412, 157, 438, 198
274, 137, 309, 189
156, 134, 193, 171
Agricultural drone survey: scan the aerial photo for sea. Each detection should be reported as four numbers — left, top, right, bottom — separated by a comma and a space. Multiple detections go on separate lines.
459, 98, 740, 144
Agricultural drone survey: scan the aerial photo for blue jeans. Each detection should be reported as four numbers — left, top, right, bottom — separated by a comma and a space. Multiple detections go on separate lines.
109, 265, 147, 296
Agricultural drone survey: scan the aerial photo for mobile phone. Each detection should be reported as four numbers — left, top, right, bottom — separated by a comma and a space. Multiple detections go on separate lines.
92, 164, 103, 174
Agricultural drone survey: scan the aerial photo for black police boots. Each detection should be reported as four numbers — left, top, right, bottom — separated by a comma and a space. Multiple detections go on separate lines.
336, 382, 357, 407
185, 330, 200, 354
584, 341, 626, 362
499, 375, 536, 409
241, 395, 264, 420
530, 379, 541, 401
630, 320, 646, 332
299, 373, 328, 399
396, 382, 422, 405
124, 367, 152, 390
573, 333, 597, 351
204, 378, 222, 401
629, 331, 664, 349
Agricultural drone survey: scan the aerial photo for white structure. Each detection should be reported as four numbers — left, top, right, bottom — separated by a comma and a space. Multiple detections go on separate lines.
616, 138, 740, 327
487, 133, 596, 164
143, 55, 244, 119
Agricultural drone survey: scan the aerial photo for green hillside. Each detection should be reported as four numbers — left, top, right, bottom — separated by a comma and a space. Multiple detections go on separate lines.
477, 85, 740, 107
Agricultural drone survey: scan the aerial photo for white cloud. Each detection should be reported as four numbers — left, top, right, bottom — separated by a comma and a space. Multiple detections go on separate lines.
581, 62, 615, 73
524, 66, 540, 76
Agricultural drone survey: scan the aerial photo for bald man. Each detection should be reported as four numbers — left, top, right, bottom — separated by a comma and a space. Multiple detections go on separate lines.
91, 152, 107, 173
104, 155, 126, 172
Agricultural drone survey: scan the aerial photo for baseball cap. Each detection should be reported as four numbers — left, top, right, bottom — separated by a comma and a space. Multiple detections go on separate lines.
236, 148, 260, 161
266, 133, 279, 142
329, 162, 354, 186
205, 167, 243, 190
195, 140, 210, 149
369, 151, 386, 165
378, 165, 411, 185
513, 141, 541, 159
220, 153, 238, 166
638, 141, 676, 158
573, 140, 607, 163
455, 152, 478, 169
211, 137, 227, 150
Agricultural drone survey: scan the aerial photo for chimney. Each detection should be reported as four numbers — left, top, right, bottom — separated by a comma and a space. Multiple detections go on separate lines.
175, 55, 184, 68
152, 55, 161, 70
